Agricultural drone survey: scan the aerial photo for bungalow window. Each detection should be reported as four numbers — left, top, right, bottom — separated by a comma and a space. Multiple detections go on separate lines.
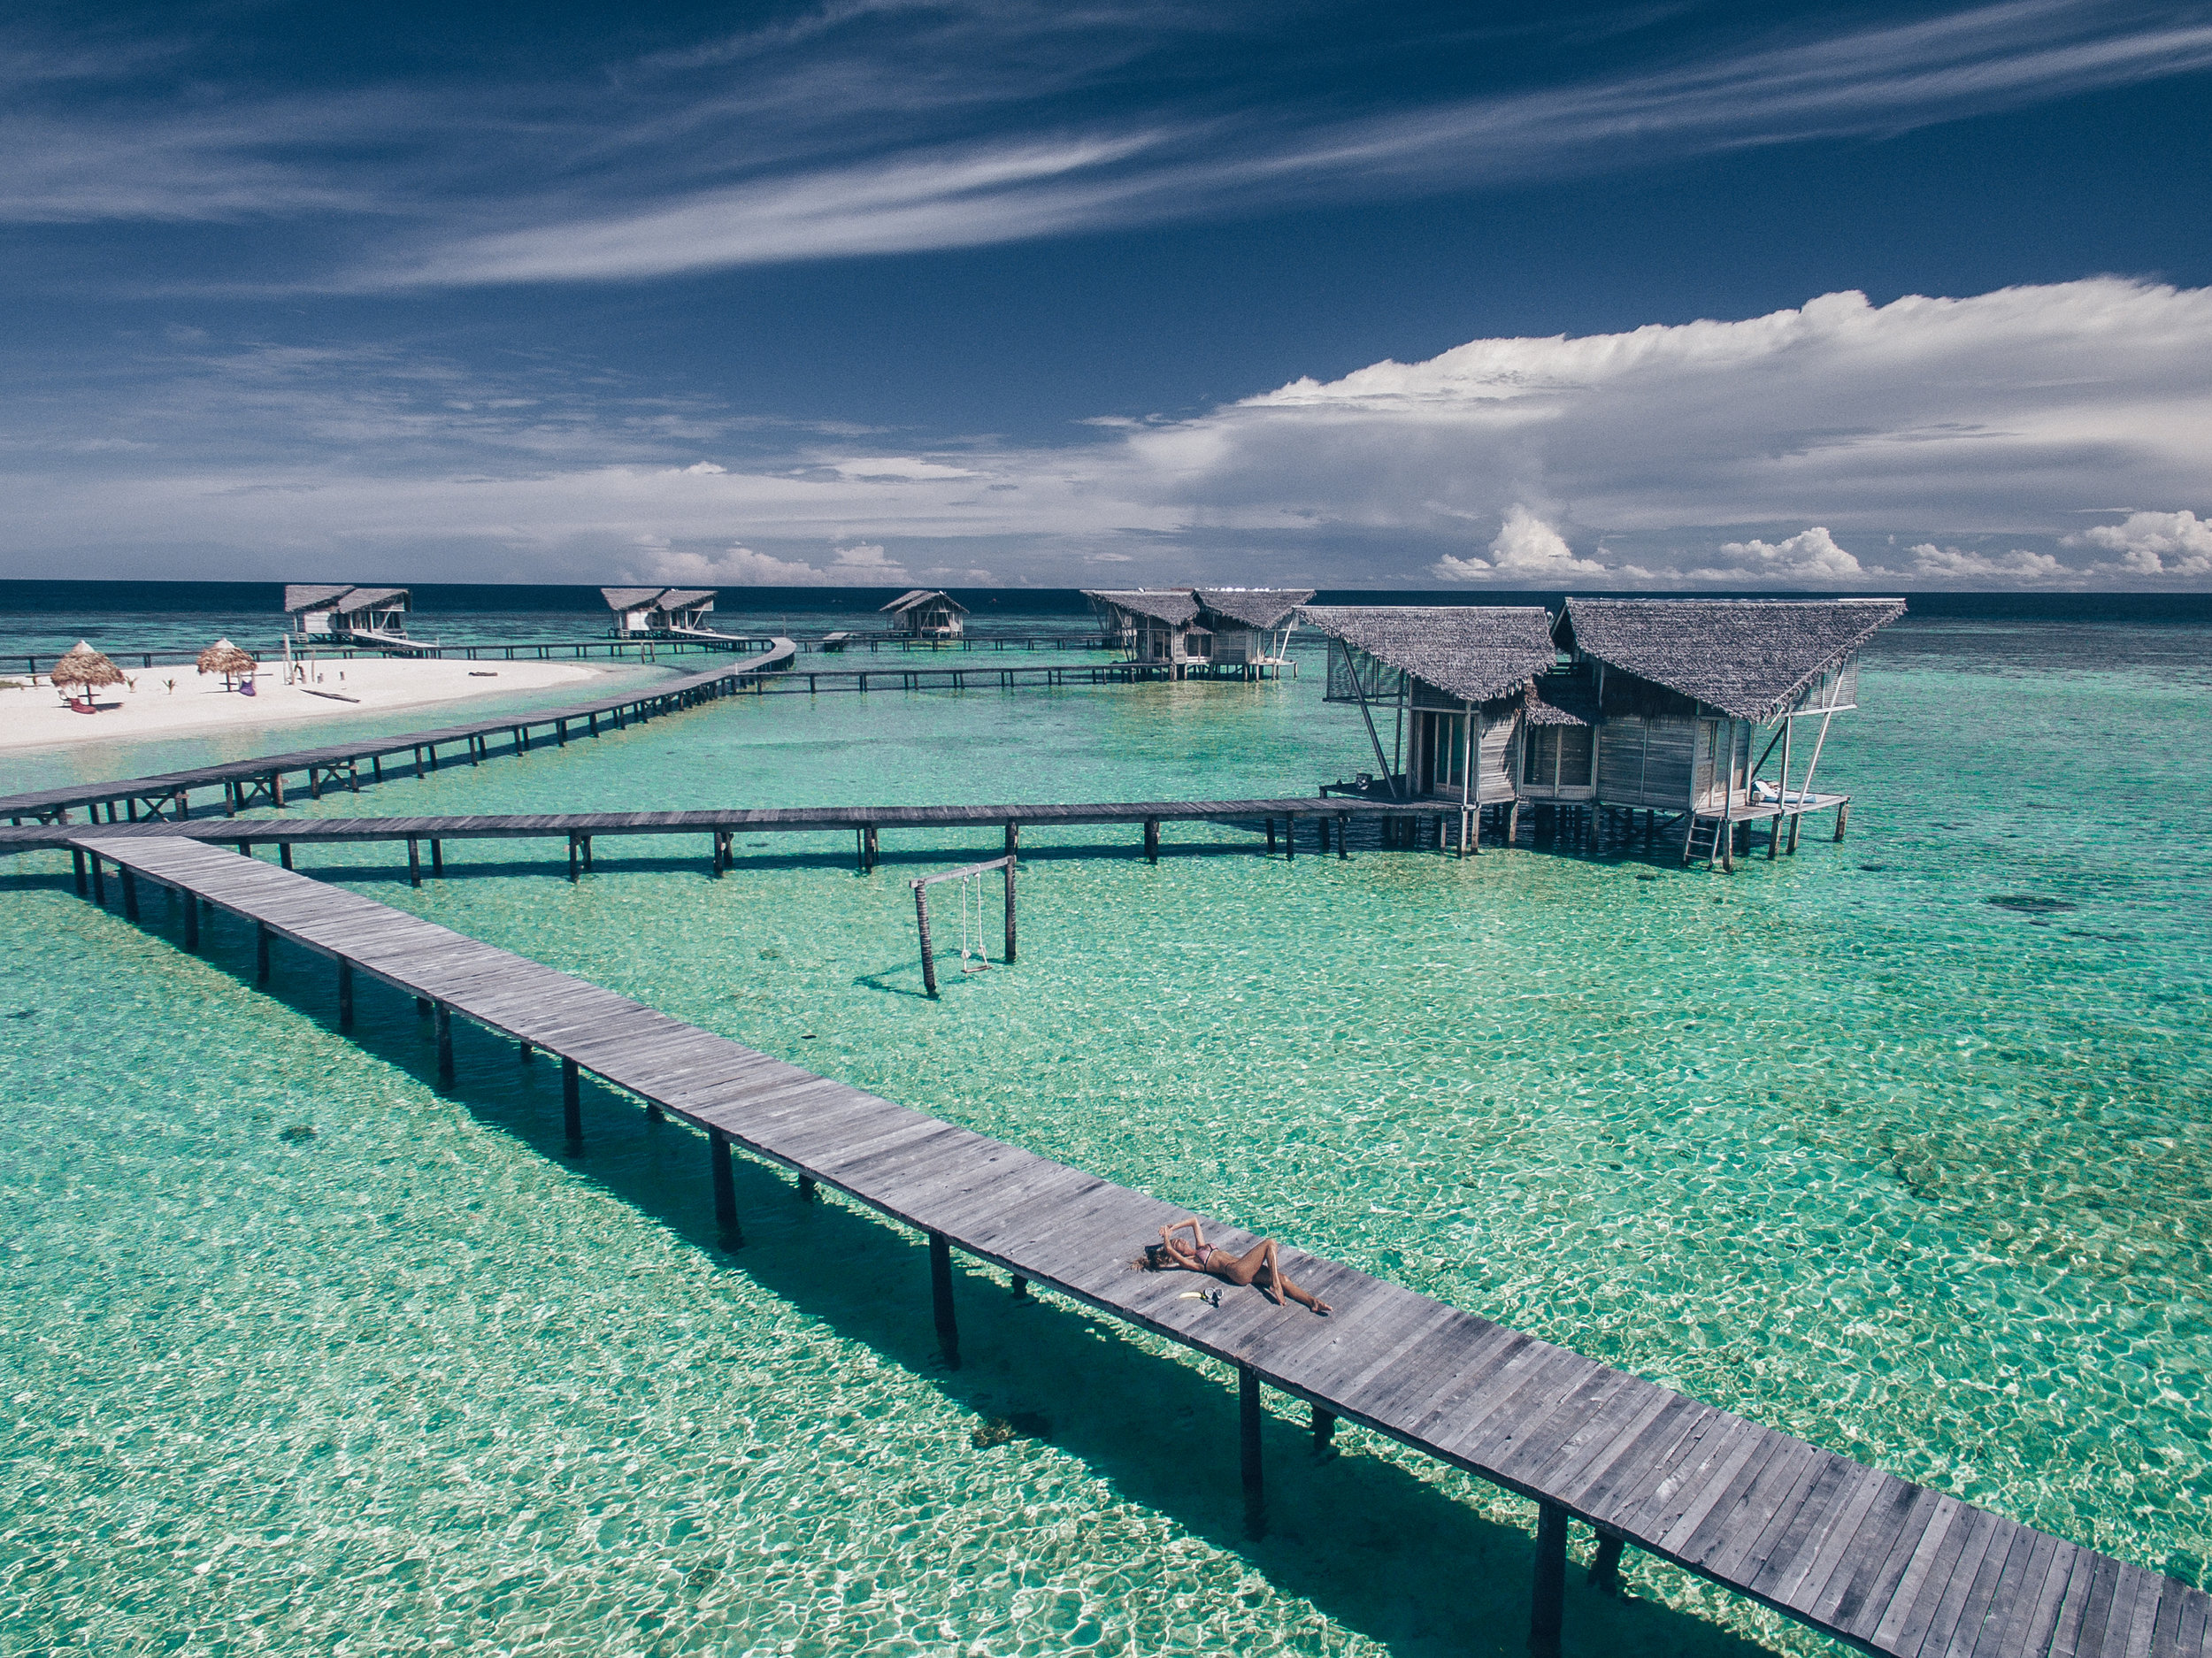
1523, 725, 1593, 790
1184, 628, 1212, 659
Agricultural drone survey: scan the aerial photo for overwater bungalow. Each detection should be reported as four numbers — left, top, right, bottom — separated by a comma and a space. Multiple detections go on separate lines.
881, 589, 968, 640
283, 585, 412, 645
1550, 596, 1907, 864
603, 587, 718, 635
1302, 605, 1558, 841
1083, 587, 1313, 679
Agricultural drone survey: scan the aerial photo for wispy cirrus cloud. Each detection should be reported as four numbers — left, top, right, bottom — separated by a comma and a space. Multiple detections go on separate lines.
4, 2, 2208, 284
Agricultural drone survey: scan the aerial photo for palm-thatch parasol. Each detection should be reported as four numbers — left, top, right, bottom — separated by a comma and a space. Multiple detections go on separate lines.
196, 638, 257, 689
50, 641, 124, 703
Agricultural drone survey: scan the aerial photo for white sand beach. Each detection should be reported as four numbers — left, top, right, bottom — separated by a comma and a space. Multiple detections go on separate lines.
0, 654, 616, 754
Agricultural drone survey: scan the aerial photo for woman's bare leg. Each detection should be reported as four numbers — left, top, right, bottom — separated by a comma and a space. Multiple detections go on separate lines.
1214, 1238, 1275, 1292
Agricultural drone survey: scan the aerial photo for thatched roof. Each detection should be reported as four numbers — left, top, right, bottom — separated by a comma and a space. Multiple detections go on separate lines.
1083, 588, 1201, 626
1525, 671, 1598, 727
196, 638, 256, 676
881, 588, 969, 616
1556, 598, 1906, 721
340, 587, 408, 611
656, 588, 715, 611
1301, 606, 1556, 703
1195, 588, 1314, 630
283, 584, 408, 615
602, 586, 664, 610
50, 641, 123, 688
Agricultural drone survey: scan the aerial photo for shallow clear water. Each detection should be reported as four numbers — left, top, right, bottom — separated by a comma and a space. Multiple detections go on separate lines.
4, 618, 2210, 1656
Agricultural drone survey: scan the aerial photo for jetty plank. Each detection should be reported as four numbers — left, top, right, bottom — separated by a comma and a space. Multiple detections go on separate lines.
66, 829, 2205, 1658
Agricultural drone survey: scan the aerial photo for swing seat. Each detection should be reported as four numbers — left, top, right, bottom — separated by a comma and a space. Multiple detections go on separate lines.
960, 958, 991, 974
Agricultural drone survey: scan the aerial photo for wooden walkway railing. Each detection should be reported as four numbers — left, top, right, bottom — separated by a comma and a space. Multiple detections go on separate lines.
66, 830, 2207, 1658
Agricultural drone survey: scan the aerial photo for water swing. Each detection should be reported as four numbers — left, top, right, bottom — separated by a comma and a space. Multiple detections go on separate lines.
956, 870, 992, 974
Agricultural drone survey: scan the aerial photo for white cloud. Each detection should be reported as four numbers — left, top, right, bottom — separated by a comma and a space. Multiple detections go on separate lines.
1903, 543, 2073, 583
11, 279, 2212, 590
2075, 510, 2212, 577
1691, 527, 1866, 582
639, 539, 910, 586
1432, 504, 1613, 581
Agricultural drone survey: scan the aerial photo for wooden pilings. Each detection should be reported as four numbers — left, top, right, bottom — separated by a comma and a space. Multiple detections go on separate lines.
121, 867, 139, 920
914, 883, 939, 997
434, 1002, 453, 1087
256, 922, 271, 983
563, 1055, 581, 1148
1312, 1404, 1335, 1454
182, 891, 199, 951
1588, 1529, 1625, 1596
1529, 1501, 1568, 1658
1834, 801, 1850, 841
930, 1231, 960, 1369
338, 959, 354, 1030
1144, 818, 1159, 863
711, 1129, 741, 1246
797, 1174, 817, 1202
567, 835, 580, 884
70, 847, 86, 894
279, 843, 293, 871
1337, 813, 1349, 860
430, 839, 442, 876
1240, 1364, 1265, 1539
89, 853, 105, 906
408, 838, 422, 887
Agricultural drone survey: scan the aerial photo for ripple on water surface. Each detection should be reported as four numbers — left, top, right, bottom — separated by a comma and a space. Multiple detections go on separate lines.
4, 623, 2211, 1654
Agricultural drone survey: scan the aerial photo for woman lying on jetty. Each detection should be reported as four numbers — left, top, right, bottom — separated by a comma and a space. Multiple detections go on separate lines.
1147, 1219, 1332, 1315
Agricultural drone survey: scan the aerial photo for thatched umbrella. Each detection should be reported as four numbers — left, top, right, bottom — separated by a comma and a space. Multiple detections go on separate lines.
196, 638, 257, 690
50, 641, 123, 704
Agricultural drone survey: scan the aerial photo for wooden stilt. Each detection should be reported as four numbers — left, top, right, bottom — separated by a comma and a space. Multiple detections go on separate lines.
561, 1055, 581, 1146
1240, 1364, 1265, 1539
256, 923, 271, 983
122, 868, 140, 920
90, 854, 105, 907
1337, 813, 1349, 860
279, 843, 293, 871
71, 848, 86, 895
1787, 812, 1803, 854
1003, 858, 1017, 964
1589, 1530, 1625, 1596
1834, 801, 1850, 841
1312, 1405, 1336, 1454
434, 1002, 453, 1087
338, 959, 354, 1030
1010, 1273, 1028, 1299
1285, 815, 1295, 861
416, 997, 432, 1017
915, 884, 939, 997
711, 1129, 741, 1246
183, 894, 198, 951
430, 839, 442, 876
930, 1231, 960, 1369
1507, 801, 1521, 845
568, 836, 580, 884
1529, 1501, 1567, 1658
1266, 818, 1277, 855
408, 838, 422, 887
797, 1174, 817, 1202
582, 835, 592, 871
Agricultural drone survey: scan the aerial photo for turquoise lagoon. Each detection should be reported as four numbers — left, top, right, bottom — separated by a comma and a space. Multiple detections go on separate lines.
3, 618, 2210, 1655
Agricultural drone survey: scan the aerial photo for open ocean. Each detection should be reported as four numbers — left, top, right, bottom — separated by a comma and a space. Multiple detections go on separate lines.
3, 585, 2210, 1655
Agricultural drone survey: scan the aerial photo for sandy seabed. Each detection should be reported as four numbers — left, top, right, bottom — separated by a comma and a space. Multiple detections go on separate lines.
0, 655, 610, 754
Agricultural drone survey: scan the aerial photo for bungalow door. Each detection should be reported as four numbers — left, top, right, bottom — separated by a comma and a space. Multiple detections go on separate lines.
1417, 712, 1468, 795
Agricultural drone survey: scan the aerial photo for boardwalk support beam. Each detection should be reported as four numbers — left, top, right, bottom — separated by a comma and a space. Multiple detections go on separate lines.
1240, 1365, 1265, 1539
1312, 1406, 1336, 1454
711, 1129, 741, 1246
930, 1231, 960, 1369
563, 1056, 581, 1149
256, 923, 271, 983
338, 959, 354, 1030
1529, 1501, 1567, 1658
1588, 1529, 1625, 1596
434, 1002, 453, 1087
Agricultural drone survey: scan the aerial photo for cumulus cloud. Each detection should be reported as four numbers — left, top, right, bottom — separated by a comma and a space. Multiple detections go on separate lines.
9, 279, 2212, 588
1433, 504, 1613, 581
623, 540, 910, 587
2074, 510, 2212, 577
1904, 542, 2073, 583
1686, 527, 1867, 583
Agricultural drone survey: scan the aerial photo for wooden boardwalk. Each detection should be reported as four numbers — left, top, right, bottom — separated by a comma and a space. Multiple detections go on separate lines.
0, 797, 1428, 871
0, 650, 1195, 829
0, 642, 798, 825
68, 829, 2207, 1658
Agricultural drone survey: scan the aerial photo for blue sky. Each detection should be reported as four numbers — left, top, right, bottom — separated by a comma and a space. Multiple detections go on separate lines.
6, 0, 2212, 588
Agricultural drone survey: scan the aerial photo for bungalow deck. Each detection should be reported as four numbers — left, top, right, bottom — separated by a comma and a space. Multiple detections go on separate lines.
67, 829, 2209, 1658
